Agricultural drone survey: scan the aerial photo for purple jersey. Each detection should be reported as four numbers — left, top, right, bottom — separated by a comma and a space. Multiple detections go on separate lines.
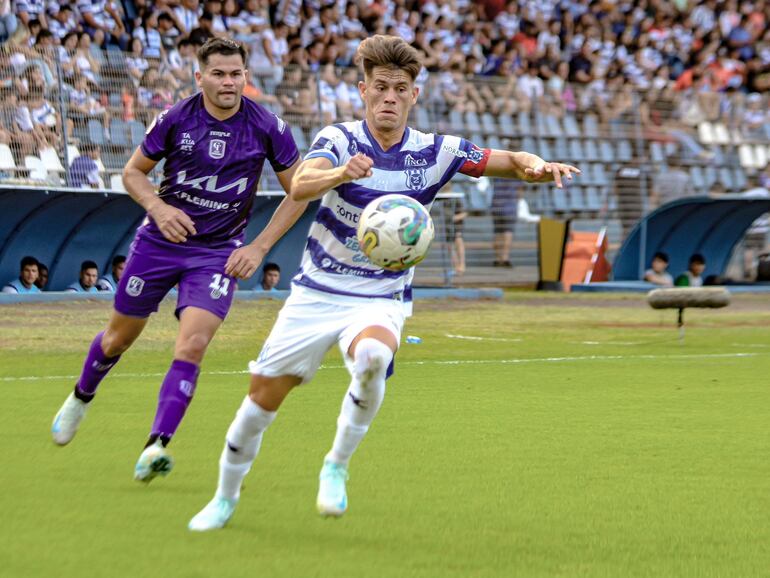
139, 93, 299, 247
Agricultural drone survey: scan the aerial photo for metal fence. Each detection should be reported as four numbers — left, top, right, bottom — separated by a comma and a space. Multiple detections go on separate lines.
1, 42, 768, 286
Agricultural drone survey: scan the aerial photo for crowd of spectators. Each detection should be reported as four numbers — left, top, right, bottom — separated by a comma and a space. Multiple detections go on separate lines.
0, 254, 286, 292
0, 0, 767, 199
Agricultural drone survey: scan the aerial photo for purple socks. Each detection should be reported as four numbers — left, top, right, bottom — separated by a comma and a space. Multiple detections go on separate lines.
75, 331, 121, 400
150, 359, 200, 440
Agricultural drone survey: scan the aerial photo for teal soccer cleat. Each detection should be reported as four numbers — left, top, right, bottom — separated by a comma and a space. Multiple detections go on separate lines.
188, 496, 238, 531
316, 460, 349, 517
134, 440, 174, 482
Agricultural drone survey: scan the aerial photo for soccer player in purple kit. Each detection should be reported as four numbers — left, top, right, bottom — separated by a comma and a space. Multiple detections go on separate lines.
51, 38, 307, 482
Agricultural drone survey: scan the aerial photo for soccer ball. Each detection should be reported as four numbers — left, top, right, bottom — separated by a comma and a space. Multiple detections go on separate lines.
356, 194, 435, 271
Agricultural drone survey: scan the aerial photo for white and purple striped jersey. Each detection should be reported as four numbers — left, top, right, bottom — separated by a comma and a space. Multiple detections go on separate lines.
294, 120, 490, 313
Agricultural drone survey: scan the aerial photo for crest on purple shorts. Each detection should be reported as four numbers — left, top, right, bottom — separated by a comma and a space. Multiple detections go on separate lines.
126, 276, 144, 297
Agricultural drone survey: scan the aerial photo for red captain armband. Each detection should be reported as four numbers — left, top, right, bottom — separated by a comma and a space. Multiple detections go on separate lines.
458, 146, 491, 178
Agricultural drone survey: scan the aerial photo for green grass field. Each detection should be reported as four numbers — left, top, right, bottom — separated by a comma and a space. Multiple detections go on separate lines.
1, 293, 769, 578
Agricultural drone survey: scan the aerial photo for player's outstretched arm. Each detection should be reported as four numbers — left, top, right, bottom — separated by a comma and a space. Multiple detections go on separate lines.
482, 150, 580, 189
290, 153, 374, 202
123, 148, 196, 243
225, 159, 309, 279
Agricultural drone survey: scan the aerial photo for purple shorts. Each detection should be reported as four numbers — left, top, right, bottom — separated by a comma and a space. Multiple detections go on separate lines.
114, 234, 237, 320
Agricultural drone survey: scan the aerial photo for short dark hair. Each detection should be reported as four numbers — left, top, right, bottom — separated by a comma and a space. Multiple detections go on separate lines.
196, 37, 248, 69
652, 252, 669, 263
36, 29, 54, 43
80, 142, 98, 155
263, 262, 280, 274
112, 255, 126, 267
689, 253, 705, 265
81, 260, 98, 272
20, 255, 39, 269
356, 35, 422, 81
37, 262, 48, 273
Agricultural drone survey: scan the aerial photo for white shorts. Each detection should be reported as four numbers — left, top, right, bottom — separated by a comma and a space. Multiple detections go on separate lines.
249, 285, 405, 383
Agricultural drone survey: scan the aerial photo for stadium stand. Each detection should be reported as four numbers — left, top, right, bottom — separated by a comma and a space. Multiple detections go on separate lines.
0, 0, 767, 287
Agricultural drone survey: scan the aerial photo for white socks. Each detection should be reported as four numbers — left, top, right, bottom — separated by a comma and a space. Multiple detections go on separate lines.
327, 338, 392, 466
216, 395, 276, 500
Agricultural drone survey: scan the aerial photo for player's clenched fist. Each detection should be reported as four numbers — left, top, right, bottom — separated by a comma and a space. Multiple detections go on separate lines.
340, 153, 374, 183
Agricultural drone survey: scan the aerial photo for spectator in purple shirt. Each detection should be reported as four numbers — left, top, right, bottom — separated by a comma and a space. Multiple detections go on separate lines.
67, 143, 102, 189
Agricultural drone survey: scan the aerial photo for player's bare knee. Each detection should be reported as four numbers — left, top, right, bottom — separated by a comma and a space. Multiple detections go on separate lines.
175, 333, 211, 363
101, 329, 134, 357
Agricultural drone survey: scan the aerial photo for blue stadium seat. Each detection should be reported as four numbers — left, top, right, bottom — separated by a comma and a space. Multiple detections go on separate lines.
537, 139, 553, 159
102, 148, 124, 170
87, 119, 104, 145
584, 186, 602, 212
449, 109, 464, 132
109, 119, 129, 147
551, 186, 569, 213
733, 167, 747, 190
521, 136, 537, 153
599, 140, 614, 163
712, 145, 725, 165
704, 166, 717, 188
718, 167, 735, 190
128, 121, 145, 147
105, 49, 127, 69
498, 113, 515, 136
563, 115, 580, 137
568, 185, 586, 212
554, 137, 568, 159
544, 115, 561, 137
415, 107, 431, 131
465, 111, 481, 131
569, 139, 585, 161
290, 125, 307, 152
617, 140, 633, 162
690, 166, 706, 191
583, 139, 599, 161
481, 112, 497, 135
517, 112, 531, 135
591, 163, 609, 185
486, 135, 502, 150
583, 114, 599, 138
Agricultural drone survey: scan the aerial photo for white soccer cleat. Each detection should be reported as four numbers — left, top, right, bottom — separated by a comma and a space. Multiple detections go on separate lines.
134, 441, 174, 483
317, 460, 349, 517
188, 496, 238, 532
52, 392, 88, 445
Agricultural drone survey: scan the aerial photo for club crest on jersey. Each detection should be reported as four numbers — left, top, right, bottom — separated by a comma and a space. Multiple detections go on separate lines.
126, 276, 144, 297
405, 168, 426, 191
467, 147, 484, 164
209, 139, 226, 159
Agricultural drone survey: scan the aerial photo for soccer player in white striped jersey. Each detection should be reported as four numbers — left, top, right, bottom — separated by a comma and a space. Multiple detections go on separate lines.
189, 35, 580, 530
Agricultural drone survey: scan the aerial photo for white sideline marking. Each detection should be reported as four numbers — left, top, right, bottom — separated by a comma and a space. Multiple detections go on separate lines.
730, 343, 770, 348
0, 352, 759, 383
578, 341, 644, 346
445, 333, 523, 342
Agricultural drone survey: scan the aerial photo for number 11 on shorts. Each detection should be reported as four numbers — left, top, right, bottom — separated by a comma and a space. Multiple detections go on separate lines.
209, 273, 231, 300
